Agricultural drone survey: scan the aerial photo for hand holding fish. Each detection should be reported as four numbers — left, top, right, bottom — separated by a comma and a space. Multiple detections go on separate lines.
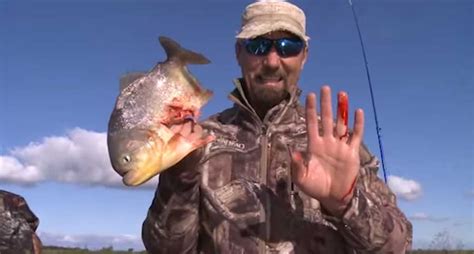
291, 86, 365, 216
169, 120, 213, 148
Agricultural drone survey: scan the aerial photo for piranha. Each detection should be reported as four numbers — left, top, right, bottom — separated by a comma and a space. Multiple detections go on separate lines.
107, 36, 214, 186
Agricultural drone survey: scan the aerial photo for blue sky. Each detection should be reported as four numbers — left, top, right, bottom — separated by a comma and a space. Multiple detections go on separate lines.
1, 0, 472, 250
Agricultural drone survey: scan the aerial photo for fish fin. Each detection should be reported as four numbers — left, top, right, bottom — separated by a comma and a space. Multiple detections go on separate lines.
119, 72, 146, 92
199, 89, 214, 105
159, 36, 210, 65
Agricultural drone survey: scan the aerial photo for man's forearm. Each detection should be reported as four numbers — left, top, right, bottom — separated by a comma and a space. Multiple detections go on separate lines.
326, 145, 413, 253
333, 184, 413, 253
142, 155, 201, 254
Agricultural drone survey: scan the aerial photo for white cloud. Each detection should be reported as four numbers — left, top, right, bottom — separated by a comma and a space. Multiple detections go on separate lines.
39, 232, 144, 251
0, 128, 157, 188
410, 212, 430, 220
467, 189, 474, 198
388, 175, 422, 201
409, 212, 448, 222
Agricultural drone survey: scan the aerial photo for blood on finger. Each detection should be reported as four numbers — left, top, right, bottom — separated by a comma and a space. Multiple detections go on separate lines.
337, 92, 349, 139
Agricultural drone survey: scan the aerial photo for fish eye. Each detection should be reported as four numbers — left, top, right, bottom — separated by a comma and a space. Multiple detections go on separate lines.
122, 155, 131, 164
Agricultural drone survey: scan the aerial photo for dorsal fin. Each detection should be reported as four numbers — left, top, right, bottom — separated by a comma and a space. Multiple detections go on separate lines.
159, 36, 210, 65
119, 72, 146, 92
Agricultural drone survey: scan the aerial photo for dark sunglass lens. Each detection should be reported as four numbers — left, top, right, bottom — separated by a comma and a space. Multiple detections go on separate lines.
245, 38, 272, 56
276, 38, 304, 57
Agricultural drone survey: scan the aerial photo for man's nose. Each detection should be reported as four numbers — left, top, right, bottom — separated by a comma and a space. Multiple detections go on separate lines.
263, 47, 280, 68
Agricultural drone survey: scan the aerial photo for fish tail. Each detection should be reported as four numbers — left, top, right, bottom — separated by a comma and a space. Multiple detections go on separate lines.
159, 36, 210, 65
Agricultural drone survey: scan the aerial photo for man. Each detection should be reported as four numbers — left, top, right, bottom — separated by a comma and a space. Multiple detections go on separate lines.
142, 1, 412, 253
0, 190, 42, 254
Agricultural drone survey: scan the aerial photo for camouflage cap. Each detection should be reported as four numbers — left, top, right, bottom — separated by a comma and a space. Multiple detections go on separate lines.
236, 0, 310, 42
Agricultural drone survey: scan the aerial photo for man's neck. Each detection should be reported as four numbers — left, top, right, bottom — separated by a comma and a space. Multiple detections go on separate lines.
250, 99, 277, 120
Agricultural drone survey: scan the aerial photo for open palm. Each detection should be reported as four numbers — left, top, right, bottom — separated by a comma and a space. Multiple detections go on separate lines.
291, 86, 364, 215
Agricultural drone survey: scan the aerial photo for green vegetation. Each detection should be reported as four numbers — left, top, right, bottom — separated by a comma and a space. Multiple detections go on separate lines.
41, 229, 473, 253
409, 251, 473, 254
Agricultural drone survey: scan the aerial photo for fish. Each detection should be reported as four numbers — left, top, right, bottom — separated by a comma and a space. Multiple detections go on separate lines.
107, 36, 214, 186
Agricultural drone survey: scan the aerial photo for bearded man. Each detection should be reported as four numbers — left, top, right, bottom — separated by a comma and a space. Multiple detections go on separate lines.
142, 1, 412, 253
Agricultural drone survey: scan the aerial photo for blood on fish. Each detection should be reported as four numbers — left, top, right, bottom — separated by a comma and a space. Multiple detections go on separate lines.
162, 104, 197, 125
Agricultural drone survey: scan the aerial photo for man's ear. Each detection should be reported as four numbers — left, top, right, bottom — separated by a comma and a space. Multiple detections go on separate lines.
301, 46, 309, 69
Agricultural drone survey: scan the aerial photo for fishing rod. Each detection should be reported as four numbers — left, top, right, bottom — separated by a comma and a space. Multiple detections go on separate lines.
348, 0, 388, 183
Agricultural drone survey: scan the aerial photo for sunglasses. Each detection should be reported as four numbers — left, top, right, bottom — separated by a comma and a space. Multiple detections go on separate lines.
242, 37, 305, 57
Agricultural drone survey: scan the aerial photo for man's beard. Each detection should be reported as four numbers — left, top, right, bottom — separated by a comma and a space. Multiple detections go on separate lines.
251, 83, 291, 109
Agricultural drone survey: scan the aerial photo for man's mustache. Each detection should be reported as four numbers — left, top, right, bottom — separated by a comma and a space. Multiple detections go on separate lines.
258, 68, 286, 79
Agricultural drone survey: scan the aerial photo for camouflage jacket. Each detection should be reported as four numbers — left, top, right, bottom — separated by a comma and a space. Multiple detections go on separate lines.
142, 80, 413, 254
0, 190, 42, 254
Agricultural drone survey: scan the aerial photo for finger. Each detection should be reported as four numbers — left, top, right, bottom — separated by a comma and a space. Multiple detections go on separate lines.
320, 86, 334, 137
336, 91, 349, 139
203, 134, 216, 144
193, 123, 203, 134
169, 124, 183, 133
306, 93, 319, 153
181, 120, 193, 136
290, 150, 307, 185
349, 109, 364, 147
188, 124, 203, 140
191, 133, 215, 148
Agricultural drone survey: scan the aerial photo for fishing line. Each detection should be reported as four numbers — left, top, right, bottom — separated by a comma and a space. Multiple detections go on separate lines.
348, 0, 388, 183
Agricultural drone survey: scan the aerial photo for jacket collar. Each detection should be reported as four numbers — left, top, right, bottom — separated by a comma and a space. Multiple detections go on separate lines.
228, 78, 302, 126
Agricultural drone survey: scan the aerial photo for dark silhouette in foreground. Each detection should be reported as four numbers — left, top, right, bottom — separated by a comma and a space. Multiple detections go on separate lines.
0, 189, 42, 254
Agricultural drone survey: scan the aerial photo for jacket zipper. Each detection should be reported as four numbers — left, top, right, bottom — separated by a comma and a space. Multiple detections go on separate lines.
229, 80, 299, 254
259, 124, 272, 254
229, 93, 269, 253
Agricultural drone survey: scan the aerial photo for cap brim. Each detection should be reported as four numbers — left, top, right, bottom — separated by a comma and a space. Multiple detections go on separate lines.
236, 20, 310, 41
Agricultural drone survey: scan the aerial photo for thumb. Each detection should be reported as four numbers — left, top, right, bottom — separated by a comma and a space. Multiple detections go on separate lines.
290, 150, 307, 185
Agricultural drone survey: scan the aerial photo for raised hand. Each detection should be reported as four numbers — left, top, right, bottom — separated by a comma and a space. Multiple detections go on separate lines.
291, 86, 365, 216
